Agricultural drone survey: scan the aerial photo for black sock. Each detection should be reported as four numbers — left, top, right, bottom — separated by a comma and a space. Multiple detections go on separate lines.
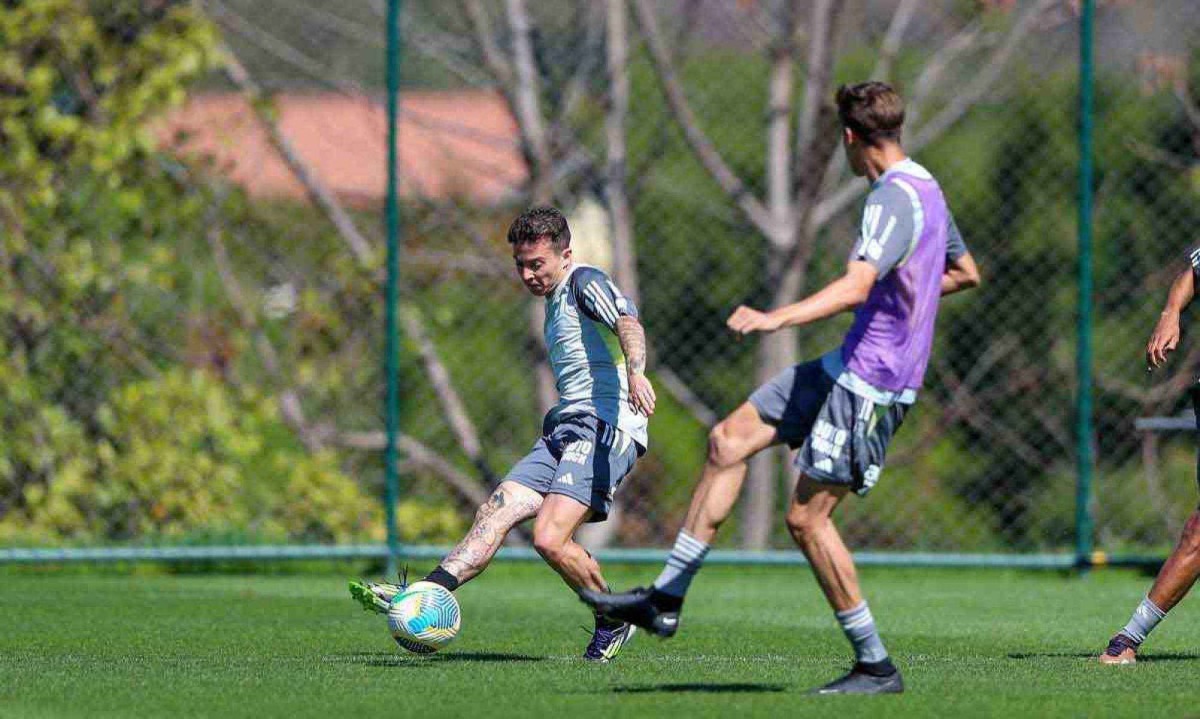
650, 587, 683, 612
855, 657, 897, 677
423, 566, 461, 592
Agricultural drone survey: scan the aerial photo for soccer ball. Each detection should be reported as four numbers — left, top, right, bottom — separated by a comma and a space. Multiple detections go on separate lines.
387, 581, 461, 654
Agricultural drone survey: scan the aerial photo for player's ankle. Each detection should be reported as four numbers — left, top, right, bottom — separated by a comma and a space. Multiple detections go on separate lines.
595, 611, 624, 630
423, 566, 461, 592
855, 657, 898, 677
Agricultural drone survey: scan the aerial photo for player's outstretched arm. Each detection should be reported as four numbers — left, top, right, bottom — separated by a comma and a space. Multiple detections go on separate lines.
727, 261, 877, 336
941, 251, 981, 296
1147, 266, 1195, 369
616, 316, 656, 416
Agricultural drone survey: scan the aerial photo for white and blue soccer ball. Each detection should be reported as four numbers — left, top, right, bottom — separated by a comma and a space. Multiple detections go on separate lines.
387, 581, 461, 654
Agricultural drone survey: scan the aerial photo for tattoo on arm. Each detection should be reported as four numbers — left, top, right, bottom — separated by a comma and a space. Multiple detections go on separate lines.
616, 316, 647, 375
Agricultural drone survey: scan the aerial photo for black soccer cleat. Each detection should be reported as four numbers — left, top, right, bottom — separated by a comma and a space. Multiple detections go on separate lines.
578, 586, 680, 638
810, 662, 905, 695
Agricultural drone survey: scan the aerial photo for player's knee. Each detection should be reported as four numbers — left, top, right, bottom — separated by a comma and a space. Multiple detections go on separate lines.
1180, 511, 1200, 558
785, 503, 828, 541
532, 529, 568, 565
707, 422, 745, 468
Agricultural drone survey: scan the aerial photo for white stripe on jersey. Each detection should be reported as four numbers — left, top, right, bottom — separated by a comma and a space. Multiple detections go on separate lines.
889, 177, 925, 268
585, 284, 620, 325
588, 283, 621, 324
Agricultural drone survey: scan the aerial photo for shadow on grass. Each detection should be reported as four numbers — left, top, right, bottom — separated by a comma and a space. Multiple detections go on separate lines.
330, 651, 545, 666
1007, 652, 1200, 663
613, 683, 787, 694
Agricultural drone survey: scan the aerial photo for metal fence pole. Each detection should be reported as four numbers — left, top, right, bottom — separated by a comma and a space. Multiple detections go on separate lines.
1074, 0, 1096, 570
383, 0, 403, 575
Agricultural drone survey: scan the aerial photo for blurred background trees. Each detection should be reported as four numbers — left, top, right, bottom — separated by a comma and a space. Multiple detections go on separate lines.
2, 0, 1200, 554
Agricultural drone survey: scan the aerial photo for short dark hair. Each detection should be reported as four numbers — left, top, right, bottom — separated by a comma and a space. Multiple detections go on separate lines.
836, 81, 905, 147
506, 206, 571, 250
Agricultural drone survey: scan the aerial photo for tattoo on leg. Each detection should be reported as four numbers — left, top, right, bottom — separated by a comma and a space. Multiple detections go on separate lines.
441, 490, 540, 578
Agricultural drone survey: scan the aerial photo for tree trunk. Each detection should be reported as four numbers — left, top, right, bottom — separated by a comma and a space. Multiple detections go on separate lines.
740, 229, 813, 549
577, 0, 635, 549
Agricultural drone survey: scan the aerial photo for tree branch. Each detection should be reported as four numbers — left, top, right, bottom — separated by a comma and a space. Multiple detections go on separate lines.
907, 21, 985, 128
214, 40, 375, 266
462, 0, 515, 89
505, 0, 554, 200
793, 0, 843, 194
400, 305, 497, 484
554, 1, 606, 144
204, 3, 511, 490
907, 0, 1057, 156
206, 220, 329, 452
765, 0, 800, 245
810, 0, 1054, 232
629, 0, 774, 235
655, 367, 718, 427
870, 0, 920, 83
339, 431, 493, 508
605, 0, 638, 304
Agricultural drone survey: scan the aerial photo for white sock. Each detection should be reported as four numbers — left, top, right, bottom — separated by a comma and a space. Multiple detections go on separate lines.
1121, 596, 1167, 644
652, 530, 710, 598
836, 601, 889, 664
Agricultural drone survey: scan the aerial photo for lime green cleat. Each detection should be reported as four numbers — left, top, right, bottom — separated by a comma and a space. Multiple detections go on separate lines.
348, 580, 403, 614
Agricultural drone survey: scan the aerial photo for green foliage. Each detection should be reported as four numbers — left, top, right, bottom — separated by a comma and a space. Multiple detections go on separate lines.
0, 2, 410, 546
0, 369, 382, 544
0, 0, 218, 207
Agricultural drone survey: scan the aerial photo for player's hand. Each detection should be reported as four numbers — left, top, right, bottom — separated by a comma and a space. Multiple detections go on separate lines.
726, 305, 782, 336
628, 373, 656, 417
1146, 311, 1182, 370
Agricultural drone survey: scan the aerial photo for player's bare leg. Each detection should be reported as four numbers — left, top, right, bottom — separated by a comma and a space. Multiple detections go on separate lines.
431, 481, 544, 587
532, 493, 606, 591
1148, 508, 1200, 609
785, 476, 858, 610
682, 401, 781, 543
1101, 507, 1200, 664
787, 474, 902, 695
533, 493, 636, 662
352, 481, 544, 612
579, 401, 777, 636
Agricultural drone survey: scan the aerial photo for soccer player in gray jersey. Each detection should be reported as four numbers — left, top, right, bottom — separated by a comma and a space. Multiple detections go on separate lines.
1099, 246, 1200, 665
582, 82, 980, 693
350, 207, 655, 663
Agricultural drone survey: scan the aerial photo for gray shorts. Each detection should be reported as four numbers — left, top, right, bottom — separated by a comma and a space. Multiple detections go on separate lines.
503, 414, 639, 522
748, 359, 909, 496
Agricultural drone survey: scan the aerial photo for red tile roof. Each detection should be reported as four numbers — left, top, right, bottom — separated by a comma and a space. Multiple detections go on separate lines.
158, 90, 527, 205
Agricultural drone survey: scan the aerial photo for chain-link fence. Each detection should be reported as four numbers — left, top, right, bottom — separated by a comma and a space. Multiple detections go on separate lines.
2, 0, 1199, 563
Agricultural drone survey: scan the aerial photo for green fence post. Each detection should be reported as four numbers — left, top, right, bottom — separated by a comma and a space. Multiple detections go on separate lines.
1075, 0, 1096, 571
383, 0, 404, 576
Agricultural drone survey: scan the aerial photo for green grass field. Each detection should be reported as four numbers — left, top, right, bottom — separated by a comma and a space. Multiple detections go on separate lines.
2, 563, 1198, 718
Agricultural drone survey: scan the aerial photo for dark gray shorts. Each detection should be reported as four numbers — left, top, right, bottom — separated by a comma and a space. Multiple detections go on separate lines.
748, 359, 910, 496
503, 414, 639, 522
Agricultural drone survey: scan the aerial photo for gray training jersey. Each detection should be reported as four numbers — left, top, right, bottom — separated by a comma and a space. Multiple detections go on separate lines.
543, 264, 648, 450
828, 158, 969, 404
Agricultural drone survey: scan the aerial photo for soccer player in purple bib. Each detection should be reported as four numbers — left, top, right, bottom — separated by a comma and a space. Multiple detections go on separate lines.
582, 81, 980, 694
